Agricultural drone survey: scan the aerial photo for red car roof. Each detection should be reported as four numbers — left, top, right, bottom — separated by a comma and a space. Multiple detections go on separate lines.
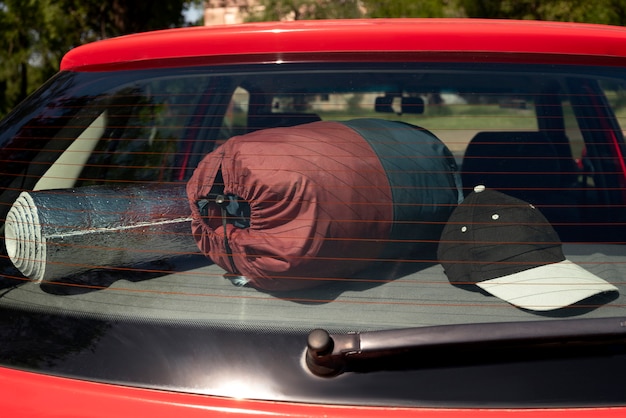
60, 18, 626, 71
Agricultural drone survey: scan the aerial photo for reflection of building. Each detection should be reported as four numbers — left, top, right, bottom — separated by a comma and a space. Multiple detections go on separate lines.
203, 0, 261, 25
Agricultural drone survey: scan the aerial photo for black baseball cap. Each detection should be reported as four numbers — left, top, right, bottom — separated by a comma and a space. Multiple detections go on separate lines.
437, 185, 618, 311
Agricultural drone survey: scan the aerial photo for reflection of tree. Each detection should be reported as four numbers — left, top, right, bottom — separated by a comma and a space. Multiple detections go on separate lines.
0, 307, 109, 370
79, 83, 195, 185
0, 75, 98, 220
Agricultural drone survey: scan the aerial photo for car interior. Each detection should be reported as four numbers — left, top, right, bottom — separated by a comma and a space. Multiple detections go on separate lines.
0, 64, 625, 332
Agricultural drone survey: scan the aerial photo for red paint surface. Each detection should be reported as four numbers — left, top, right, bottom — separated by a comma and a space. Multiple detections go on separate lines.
1, 366, 625, 418
61, 19, 626, 71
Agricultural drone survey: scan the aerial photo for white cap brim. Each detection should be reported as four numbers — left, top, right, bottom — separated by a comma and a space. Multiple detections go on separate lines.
476, 260, 618, 311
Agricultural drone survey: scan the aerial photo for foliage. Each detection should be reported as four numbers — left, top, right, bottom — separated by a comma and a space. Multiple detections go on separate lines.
0, 0, 201, 118
458, 0, 626, 24
251, 0, 626, 23
246, 0, 460, 21
362, 0, 459, 18
246, 0, 364, 21
0, 0, 61, 114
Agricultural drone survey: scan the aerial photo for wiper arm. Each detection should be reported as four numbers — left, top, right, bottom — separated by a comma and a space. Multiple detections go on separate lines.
305, 317, 626, 377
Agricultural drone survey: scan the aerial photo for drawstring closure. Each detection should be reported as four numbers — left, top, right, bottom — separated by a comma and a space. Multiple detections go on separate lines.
214, 194, 240, 276
197, 191, 250, 278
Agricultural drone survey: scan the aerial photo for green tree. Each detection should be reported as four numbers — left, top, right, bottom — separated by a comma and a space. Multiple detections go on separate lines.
250, 0, 460, 20
362, 0, 457, 18
252, 0, 626, 23
458, 0, 626, 24
0, 0, 201, 118
68, 0, 189, 39
0, 0, 62, 114
575, 0, 626, 25
459, 0, 579, 20
247, 0, 364, 21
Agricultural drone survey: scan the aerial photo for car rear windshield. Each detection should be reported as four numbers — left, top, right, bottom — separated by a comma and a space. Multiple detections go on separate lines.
0, 62, 625, 334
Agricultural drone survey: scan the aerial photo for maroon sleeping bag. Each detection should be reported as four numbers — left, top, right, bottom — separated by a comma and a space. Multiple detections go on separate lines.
186, 119, 461, 291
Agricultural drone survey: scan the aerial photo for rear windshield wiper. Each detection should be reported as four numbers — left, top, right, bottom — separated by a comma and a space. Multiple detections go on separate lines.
305, 317, 626, 377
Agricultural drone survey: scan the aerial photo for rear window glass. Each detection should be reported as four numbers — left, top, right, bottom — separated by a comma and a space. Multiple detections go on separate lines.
1, 63, 625, 333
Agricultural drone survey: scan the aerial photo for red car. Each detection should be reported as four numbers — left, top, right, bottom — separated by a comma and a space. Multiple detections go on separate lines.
1, 19, 626, 417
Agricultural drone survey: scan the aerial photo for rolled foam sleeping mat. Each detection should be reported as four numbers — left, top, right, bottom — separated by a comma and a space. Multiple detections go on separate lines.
5, 184, 196, 283
187, 119, 463, 291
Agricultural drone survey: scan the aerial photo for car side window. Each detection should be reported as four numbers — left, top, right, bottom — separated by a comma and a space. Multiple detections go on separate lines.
216, 86, 249, 145
75, 78, 212, 185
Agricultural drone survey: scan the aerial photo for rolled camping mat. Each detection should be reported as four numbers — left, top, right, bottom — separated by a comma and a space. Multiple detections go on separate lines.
187, 119, 463, 291
5, 184, 197, 283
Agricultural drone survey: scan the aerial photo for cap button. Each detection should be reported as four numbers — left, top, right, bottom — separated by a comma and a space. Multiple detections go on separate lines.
474, 185, 486, 193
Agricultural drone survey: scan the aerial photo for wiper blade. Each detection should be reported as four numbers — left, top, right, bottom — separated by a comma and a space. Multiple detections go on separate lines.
305, 317, 626, 377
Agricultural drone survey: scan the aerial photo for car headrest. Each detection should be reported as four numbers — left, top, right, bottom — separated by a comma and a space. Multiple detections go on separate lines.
461, 131, 562, 200
248, 112, 321, 132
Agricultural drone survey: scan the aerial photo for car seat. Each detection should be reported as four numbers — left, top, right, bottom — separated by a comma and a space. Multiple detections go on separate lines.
461, 131, 580, 239
461, 131, 561, 198
247, 112, 321, 132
